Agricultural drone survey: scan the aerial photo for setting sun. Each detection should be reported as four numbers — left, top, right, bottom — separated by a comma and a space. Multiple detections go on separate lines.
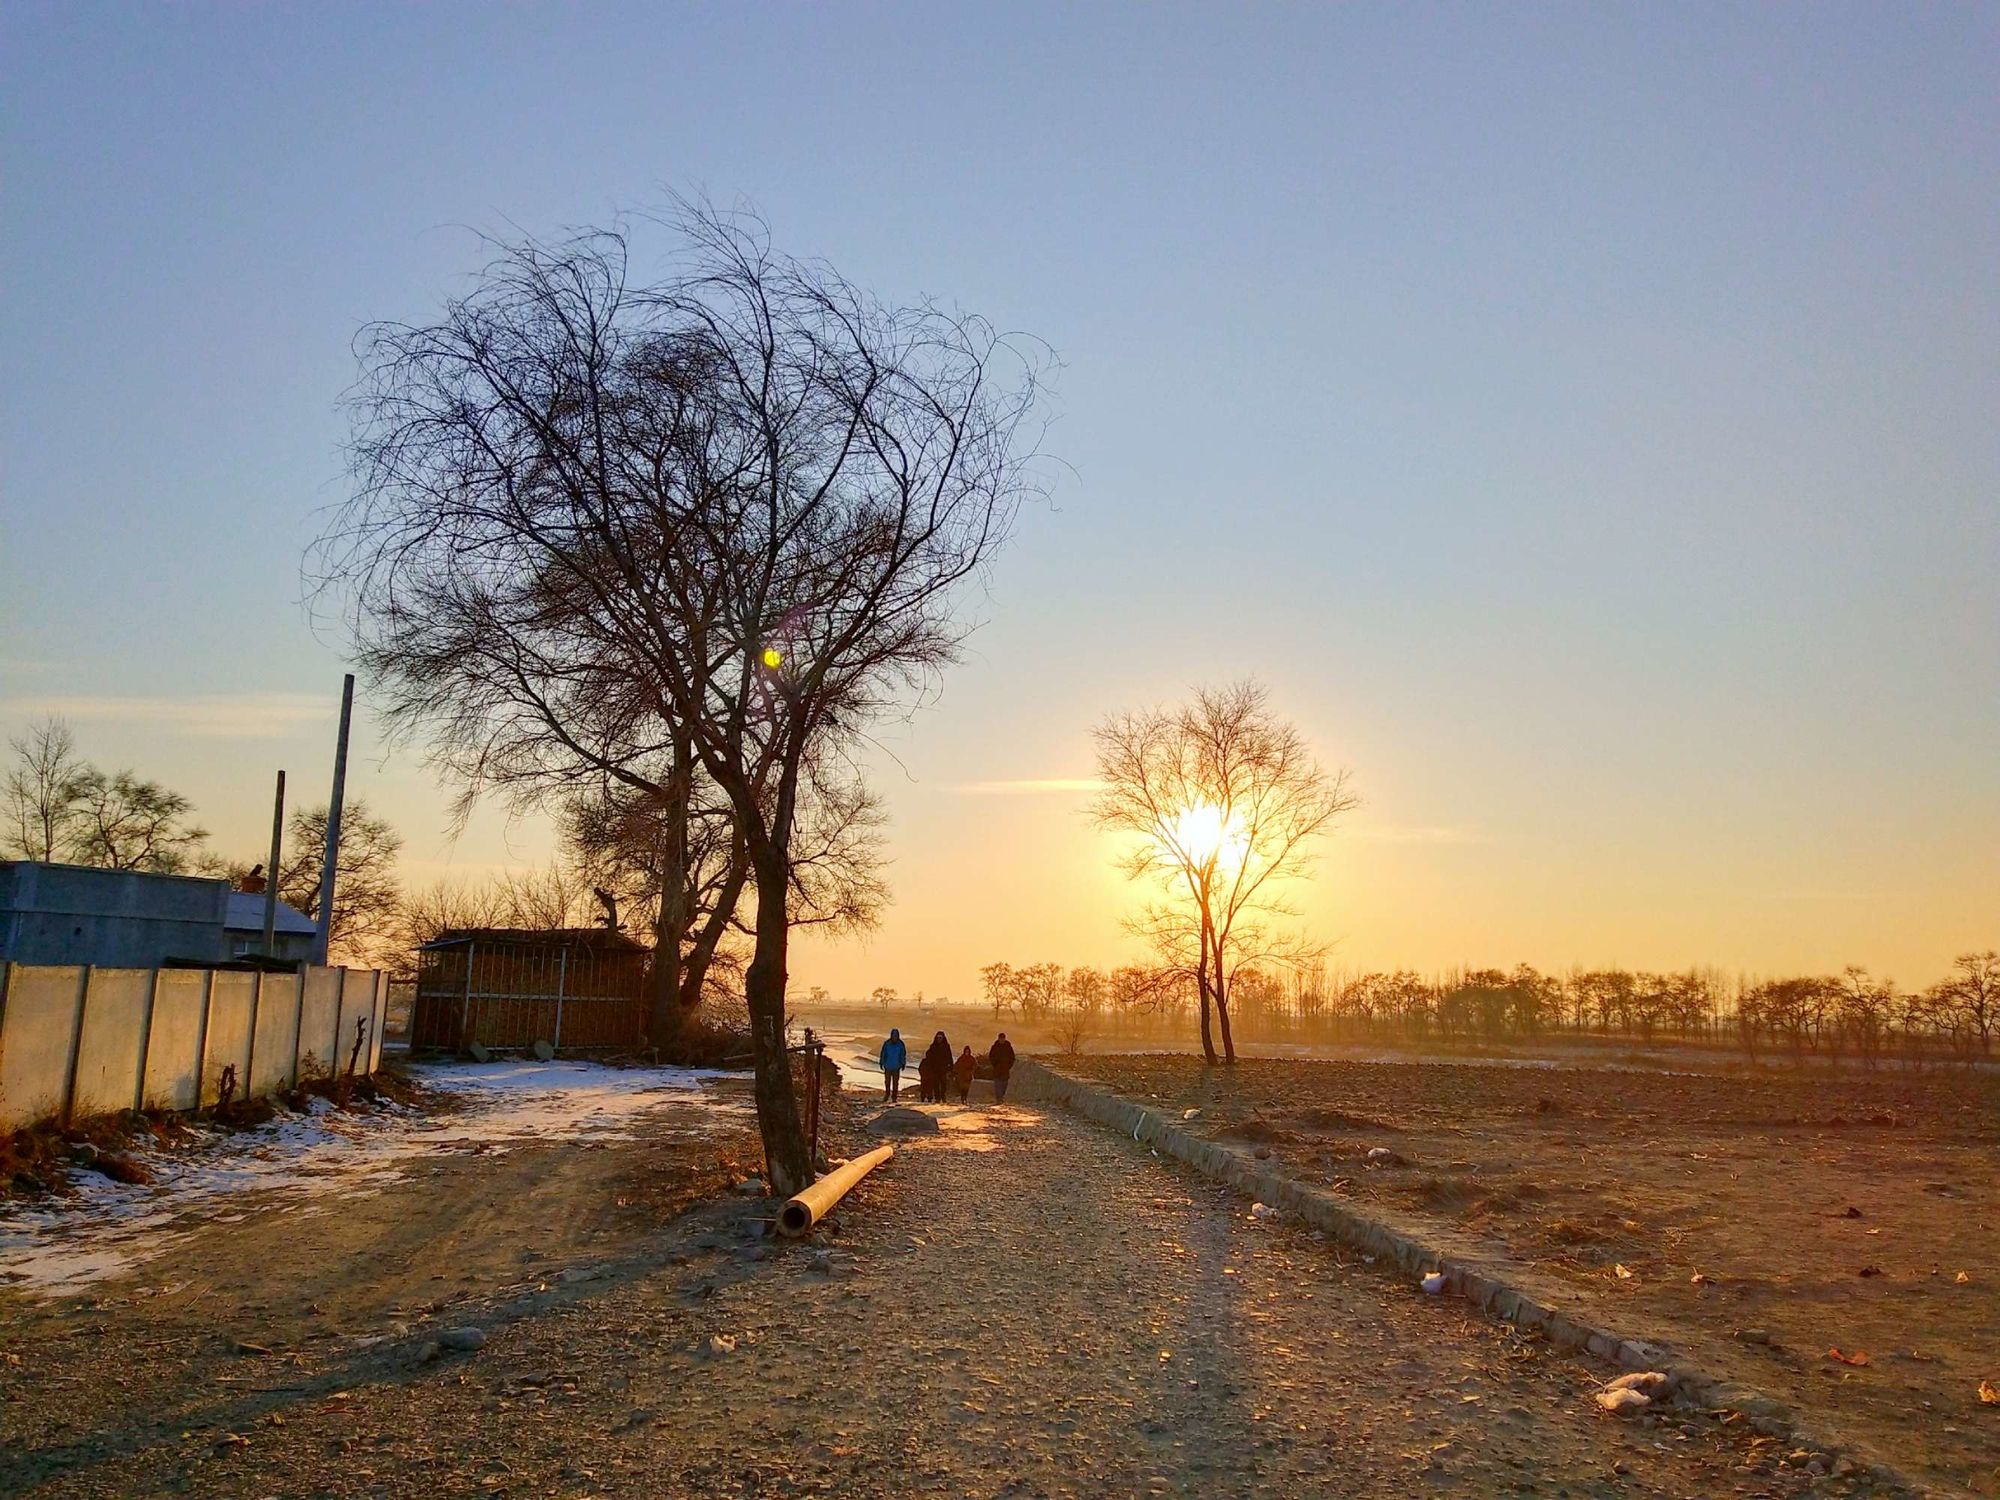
1163, 801, 1249, 873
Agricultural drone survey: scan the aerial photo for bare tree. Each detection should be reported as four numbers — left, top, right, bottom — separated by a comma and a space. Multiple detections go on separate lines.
561, 765, 748, 1031
564, 757, 886, 1028
980, 961, 1016, 1019
318, 201, 1048, 1193
1093, 682, 1355, 1063
1, 718, 88, 861
68, 768, 213, 873
1938, 950, 1998, 1056
276, 801, 404, 966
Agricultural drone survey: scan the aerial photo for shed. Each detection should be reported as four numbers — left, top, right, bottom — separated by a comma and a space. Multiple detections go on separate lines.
409, 927, 650, 1053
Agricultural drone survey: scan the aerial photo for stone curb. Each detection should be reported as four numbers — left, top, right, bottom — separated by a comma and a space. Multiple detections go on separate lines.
1014, 1058, 1923, 1497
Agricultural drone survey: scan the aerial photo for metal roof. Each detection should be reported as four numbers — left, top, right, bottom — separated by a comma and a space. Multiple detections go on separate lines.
417, 926, 644, 952
222, 890, 319, 936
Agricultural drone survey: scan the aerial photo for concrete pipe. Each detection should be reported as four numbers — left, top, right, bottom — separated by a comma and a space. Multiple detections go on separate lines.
777, 1144, 895, 1237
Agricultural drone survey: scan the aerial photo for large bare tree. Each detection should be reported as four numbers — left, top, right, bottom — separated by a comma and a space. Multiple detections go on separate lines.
1093, 682, 1355, 1063
317, 201, 1047, 1192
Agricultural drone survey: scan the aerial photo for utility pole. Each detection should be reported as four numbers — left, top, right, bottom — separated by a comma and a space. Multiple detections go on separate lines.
313, 674, 354, 966
261, 769, 285, 957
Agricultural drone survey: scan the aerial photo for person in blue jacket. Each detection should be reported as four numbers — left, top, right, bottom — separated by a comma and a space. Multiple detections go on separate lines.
878, 1028, 907, 1102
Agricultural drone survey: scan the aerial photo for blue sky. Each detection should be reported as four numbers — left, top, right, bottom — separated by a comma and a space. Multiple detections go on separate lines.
2, 3, 1994, 995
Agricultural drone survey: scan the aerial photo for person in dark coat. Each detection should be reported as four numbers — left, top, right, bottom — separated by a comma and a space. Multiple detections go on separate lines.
918, 1030, 953, 1103
988, 1032, 1017, 1102
952, 1044, 977, 1103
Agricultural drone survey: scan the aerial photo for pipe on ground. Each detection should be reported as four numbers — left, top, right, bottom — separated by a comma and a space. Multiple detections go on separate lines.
777, 1144, 894, 1237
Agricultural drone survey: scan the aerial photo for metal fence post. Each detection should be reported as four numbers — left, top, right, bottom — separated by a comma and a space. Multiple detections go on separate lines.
459, 939, 477, 1051
553, 946, 568, 1054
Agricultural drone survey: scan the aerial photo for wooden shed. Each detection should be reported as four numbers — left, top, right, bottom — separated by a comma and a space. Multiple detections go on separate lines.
409, 928, 649, 1053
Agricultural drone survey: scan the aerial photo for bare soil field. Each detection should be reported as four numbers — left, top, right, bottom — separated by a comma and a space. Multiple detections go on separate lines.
1063, 1053, 2000, 1495
0, 1070, 1885, 1498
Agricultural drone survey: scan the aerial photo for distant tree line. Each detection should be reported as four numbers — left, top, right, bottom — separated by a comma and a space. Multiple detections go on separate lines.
976, 953, 1999, 1063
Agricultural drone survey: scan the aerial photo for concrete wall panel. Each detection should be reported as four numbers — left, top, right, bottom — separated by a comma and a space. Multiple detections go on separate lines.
0, 964, 85, 1129
298, 968, 343, 1079
143, 970, 209, 1112
201, 971, 257, 1106
248, 972, 302, 1098
70, 968, 154, 1117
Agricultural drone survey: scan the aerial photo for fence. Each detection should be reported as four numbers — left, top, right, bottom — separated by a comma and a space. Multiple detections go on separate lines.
0, 962, 388, 1133
409, 934, 648, 1052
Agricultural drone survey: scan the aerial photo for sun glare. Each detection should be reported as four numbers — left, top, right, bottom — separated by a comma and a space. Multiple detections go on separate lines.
1163, 801, 1249, 871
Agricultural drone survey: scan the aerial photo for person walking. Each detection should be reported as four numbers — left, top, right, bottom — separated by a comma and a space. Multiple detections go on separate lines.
988, 1031, 1017, 1102
952, 1044, 977, 1103
919, 1030, 953, 1103
878, 1028, 908, 1103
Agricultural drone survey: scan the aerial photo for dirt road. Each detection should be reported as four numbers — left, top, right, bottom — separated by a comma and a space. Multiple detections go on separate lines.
2, 1088, 1879, 1497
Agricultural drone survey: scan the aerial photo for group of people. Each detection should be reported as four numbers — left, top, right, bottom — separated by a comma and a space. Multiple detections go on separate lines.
877, 1027, 1016, 1105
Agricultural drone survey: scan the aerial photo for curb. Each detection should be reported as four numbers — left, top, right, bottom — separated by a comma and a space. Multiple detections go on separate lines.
1014, 1057, 1923, 1497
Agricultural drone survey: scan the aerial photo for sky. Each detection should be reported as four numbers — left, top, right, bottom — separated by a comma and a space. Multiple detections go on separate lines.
2, 3, 1995, 998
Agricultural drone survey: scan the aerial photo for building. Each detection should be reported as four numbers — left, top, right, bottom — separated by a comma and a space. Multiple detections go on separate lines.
0, 861, 318, 968
410, 927, 649, 1052
222, 890, 319, 962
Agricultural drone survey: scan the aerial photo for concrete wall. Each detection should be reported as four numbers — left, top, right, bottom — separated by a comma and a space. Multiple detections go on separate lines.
143, 969, 208, 1112
247, 973, 302, 1099
201, 972, 257, 1108
0, 961, 388, 1132
69, 968, 154, 1118
0, 966, 85, 1126
0, 862, 231, 967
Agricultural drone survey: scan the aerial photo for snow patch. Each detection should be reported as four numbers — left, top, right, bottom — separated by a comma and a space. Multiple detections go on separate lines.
0, 1058, 748, 1297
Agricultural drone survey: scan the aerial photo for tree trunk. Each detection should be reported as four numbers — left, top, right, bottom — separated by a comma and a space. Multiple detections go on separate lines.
646, 738, 695, 1049
1195, 942, 1218, 1065
646, 894, 684, 1051
744, 843, 811, 1196
1215, 983, 1238, 1064
677, 847, 748, 1012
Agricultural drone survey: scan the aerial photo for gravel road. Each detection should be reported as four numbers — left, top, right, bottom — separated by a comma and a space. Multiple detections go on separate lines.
1, 1090, 1876, 1497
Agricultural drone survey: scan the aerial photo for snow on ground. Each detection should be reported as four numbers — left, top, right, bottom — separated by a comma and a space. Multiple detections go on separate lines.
0, 1057, 748, 1298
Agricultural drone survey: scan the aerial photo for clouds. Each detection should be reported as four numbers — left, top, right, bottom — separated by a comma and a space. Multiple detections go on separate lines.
1, 693, 333, 739
952, 777, 1105, 796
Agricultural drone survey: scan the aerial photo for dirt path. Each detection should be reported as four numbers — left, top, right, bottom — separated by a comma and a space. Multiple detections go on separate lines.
2, 1092, 1881, 1497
